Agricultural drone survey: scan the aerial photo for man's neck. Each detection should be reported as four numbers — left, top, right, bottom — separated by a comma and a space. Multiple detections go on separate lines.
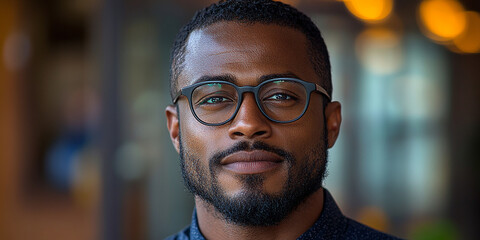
195, 188, 325, 240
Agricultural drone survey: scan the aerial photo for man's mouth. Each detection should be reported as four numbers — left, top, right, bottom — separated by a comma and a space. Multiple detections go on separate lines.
220, 150, 284, 174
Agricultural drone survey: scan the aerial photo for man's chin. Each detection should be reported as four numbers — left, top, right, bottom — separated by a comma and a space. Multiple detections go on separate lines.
202, 192, 293, 226
190, 177, 321, 226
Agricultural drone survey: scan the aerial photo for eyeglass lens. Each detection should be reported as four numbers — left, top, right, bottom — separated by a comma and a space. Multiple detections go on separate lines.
191, 80, 308, 124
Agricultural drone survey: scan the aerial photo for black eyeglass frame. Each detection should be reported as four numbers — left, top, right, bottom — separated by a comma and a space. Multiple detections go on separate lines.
173, 77, 331, 126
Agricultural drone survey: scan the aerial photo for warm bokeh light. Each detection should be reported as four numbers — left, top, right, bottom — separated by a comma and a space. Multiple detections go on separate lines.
451, 11, 480, 53
355, 27, 403, 75
418, 0, 467, 41
343, 0, 393, 22
356, 206, 390, 233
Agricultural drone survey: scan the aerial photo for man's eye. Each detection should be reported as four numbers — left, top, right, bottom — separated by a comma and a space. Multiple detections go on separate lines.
266, 93, 295, 101
199, 96, 231, 105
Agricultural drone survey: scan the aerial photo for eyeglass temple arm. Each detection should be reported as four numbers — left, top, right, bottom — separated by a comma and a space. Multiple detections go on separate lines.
315, 83, 331, 100
172, 90, 182, 104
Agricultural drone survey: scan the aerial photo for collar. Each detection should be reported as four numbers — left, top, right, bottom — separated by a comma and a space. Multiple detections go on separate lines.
297, 188, 348, 239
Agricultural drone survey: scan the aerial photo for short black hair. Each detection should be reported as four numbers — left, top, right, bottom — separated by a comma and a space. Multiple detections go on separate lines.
170, 0, 332, 101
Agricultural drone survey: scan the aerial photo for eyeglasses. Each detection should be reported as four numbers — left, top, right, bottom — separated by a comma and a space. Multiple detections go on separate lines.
173, 78, 330, 126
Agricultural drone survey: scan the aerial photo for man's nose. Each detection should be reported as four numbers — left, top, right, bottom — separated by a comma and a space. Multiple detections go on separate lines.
228, 93, 272, 140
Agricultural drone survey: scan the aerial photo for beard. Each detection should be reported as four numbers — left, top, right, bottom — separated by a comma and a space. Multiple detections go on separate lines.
179, 133, 328, 227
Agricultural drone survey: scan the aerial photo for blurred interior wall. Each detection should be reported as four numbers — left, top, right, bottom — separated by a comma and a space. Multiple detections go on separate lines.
449, 51, 480, 240
0, 0, 100, 239
0, 1, 22, 238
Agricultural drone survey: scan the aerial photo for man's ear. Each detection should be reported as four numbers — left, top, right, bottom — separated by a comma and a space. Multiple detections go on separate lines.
166, 105, 180, 153
325, 101, 342, 148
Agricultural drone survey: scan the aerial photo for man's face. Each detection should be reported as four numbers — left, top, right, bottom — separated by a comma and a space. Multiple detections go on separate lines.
166, 22, 341, 226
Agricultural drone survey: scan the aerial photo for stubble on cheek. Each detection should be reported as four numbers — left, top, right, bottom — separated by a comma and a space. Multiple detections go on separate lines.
179, 132, 214, 194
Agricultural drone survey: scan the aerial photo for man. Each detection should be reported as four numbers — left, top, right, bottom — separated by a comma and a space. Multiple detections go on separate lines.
165, 0, 399, 239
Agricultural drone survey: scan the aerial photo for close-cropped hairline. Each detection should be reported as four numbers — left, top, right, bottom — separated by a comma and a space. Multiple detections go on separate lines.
170, 21, 330, 99
169, 0, 333, 103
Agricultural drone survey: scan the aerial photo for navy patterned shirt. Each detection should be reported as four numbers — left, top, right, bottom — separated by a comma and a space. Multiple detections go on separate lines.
166, 189, 401, 240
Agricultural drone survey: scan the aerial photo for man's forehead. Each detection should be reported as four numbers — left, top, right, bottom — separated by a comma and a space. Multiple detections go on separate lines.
187, 21, 307, 53
177, 21, 314, 89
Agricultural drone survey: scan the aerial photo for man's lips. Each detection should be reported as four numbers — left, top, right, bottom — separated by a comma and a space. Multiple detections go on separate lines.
220, 150, 283, 174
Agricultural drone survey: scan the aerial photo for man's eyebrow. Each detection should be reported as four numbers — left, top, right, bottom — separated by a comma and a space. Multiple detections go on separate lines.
190, 72, 300, 86
192, 74, 237, 85
259, 72, 301, 83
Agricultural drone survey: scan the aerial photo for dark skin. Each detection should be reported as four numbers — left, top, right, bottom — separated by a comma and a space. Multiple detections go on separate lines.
166, 22, 342, 240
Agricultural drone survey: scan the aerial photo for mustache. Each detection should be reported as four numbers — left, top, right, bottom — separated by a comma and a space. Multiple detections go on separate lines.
210, 141, 295, 167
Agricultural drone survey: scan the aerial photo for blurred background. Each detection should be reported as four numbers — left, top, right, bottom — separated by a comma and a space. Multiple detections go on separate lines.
1, 0, 479, 239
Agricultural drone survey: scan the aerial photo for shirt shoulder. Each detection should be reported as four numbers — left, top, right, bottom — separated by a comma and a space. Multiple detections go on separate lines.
164, 225, 191, 240
344, 218, 403, 240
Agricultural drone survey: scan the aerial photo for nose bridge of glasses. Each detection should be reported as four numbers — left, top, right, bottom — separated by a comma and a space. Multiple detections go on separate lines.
236, 85, 263, 111
237, 85, 258, 95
